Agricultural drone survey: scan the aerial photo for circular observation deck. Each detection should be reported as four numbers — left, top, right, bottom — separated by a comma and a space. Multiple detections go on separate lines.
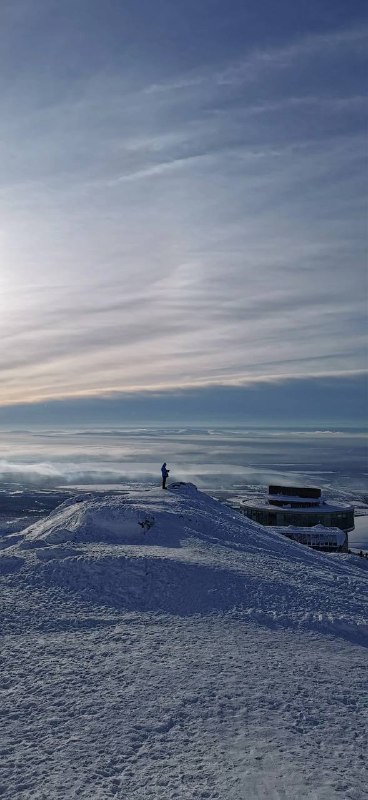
240, 485, 354, 533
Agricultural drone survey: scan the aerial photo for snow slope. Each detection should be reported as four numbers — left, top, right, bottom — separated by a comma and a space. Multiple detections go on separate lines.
1, 483, 367, 800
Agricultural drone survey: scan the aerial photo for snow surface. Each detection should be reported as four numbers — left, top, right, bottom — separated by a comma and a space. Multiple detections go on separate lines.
0, 482, 367, 800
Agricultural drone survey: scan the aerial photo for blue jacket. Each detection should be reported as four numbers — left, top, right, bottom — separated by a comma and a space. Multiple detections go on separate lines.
161, 463, 169, 478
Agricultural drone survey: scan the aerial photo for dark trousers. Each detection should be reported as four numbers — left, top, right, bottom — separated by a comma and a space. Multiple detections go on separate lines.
162, 476, 167, 489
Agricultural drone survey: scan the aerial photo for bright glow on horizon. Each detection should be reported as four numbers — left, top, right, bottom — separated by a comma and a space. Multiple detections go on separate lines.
0, 368, 367, 409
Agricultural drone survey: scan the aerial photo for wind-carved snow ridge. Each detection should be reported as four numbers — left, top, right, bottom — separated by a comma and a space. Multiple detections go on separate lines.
2, 482, 367, 644
1, 483, 368, 800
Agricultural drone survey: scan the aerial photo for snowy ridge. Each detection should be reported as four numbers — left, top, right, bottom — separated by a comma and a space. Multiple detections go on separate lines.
2, 482, 367, 642
1, 483, 368, 800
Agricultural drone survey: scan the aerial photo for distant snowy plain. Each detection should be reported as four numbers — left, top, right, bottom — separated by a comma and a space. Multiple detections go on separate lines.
1, 481, 367, 800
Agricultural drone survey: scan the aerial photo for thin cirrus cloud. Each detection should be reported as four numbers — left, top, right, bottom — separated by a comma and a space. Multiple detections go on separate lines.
0, 2, 367, 409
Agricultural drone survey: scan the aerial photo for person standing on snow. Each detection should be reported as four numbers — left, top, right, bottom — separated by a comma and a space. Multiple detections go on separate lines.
161, 462, 169, 489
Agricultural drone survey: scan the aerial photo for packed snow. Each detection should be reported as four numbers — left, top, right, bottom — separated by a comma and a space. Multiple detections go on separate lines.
0, 482, 367, 800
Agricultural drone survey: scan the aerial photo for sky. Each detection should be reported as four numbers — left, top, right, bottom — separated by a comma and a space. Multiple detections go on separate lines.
0, 0, 367, 425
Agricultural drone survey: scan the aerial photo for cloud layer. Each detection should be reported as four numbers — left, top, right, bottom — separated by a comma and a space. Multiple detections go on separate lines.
0, 2, 367, 406
1, 424, 366, 491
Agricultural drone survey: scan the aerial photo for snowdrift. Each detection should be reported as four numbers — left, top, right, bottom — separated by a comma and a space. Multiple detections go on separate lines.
1, 483, 367, 641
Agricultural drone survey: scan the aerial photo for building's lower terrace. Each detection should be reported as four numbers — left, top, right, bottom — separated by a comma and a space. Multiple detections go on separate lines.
273, 525, 348, 552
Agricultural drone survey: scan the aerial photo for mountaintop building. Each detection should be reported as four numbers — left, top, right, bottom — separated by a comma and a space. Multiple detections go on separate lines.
240, 485, 354, 553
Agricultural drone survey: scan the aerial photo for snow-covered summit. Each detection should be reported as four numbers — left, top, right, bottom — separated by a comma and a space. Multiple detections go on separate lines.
2, 482, 367, 639
1, 483, 368, 800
